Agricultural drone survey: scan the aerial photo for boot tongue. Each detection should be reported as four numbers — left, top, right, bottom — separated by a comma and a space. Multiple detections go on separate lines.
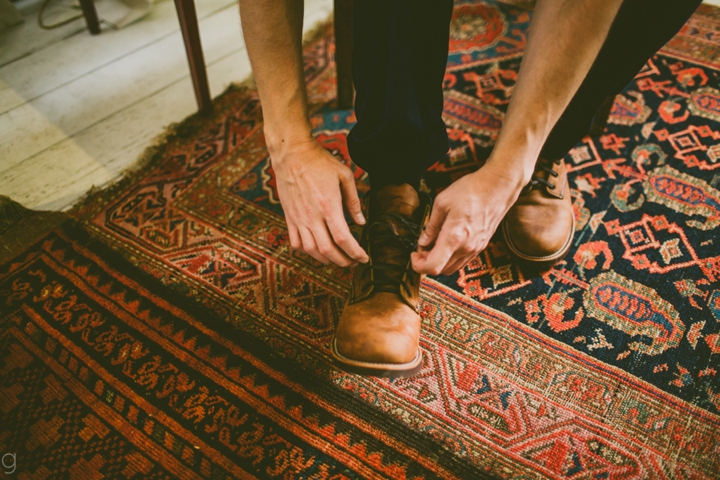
368, 184, 421, 293
373, 184, 420, 219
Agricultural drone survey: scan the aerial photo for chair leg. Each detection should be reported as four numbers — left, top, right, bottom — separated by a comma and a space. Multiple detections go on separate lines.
334, 0, 353, 110
174, 0, 212, 114
77, 0, 101, 35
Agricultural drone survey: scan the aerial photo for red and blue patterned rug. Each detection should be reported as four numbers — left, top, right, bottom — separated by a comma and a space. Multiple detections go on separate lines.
6, 1, 717, 477
0, 215, 483, 478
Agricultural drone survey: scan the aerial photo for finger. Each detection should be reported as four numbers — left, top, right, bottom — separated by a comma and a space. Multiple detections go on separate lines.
314, 223, 357, 267
286, 220, 302, 252
411, 251, 428, 272
440, 244, 475, 276
339, 169, 365, 225
412, 230, 456, 275
299, 227, 330, 264
418, 202, 448, 249
325, 205, 369, 263
441, 253, 475, 276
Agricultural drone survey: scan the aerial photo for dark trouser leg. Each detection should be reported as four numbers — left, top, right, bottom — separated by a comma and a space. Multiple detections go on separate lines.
541, 0, 702, 160
347, 0, 454, 190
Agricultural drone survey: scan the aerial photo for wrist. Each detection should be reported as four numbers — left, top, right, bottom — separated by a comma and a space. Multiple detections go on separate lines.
264, 123, 314, 164
484, 141, 541, 189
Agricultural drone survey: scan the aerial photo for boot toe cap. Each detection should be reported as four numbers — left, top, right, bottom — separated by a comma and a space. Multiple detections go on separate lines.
503, 208, 575, 261
335, 326, 419, 365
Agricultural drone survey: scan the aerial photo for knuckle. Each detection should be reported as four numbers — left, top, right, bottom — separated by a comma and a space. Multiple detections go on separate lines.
317, 199, 331, 215
334, 234, 346, 246
317, 244, 332, 256
450, 232, 465, 246
478, 239, 489, 252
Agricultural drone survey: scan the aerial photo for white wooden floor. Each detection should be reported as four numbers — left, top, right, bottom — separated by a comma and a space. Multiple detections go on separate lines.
0, 0, 333, 211
1, 0, 717, 212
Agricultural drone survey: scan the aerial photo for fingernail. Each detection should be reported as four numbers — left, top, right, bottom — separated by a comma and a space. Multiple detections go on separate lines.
418, 233, 428, 246
355, 213, 366, 225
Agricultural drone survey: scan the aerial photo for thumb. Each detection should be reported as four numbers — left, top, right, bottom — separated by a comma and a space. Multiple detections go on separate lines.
339, 169, 365, 225
418, 202, 446, 248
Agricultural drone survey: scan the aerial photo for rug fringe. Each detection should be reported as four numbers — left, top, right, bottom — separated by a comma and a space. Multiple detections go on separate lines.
0, 195, 30, 235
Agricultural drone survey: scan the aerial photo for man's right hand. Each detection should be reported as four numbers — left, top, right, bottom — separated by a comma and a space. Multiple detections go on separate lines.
270, 138, 369, 267
239, 1, 366, 267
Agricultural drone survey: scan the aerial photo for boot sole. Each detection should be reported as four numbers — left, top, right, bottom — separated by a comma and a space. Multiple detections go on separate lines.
501, 215, 576, 270
330, 338, 423, 378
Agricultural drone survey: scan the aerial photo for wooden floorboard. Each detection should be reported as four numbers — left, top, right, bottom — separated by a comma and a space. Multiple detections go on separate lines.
0, 0, 87, 67
0, 0, 332, 211
0, 2, 245, 170
0, 0, 236, 115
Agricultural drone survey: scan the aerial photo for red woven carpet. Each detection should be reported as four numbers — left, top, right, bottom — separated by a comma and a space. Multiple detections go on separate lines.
3, 1, 720, 478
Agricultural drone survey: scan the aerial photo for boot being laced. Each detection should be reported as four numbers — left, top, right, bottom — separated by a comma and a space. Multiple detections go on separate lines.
331, 184, 431, 377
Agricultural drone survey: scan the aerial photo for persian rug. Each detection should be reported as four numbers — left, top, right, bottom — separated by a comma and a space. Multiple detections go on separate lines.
0, 201, 482, 478
57, 0, 720, 477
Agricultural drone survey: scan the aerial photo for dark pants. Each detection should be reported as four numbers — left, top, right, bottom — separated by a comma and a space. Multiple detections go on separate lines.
346, 0, 703, 190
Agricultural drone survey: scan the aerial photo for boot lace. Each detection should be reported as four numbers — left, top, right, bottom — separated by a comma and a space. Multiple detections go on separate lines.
364, 212, 420, 293
526, 158, 560, 191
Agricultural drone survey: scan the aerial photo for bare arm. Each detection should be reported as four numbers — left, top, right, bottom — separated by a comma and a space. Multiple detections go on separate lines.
489, 0, 624, 181
239, 0, 368, 267
413, 0, 624, 275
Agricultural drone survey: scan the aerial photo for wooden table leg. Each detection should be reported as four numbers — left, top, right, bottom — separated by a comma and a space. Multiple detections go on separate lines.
334, 0, 353, 110
174, 0, 212, 114
77, 0, 101, 35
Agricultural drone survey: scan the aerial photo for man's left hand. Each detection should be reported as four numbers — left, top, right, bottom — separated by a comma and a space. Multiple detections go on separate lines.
411, 163, 524, 276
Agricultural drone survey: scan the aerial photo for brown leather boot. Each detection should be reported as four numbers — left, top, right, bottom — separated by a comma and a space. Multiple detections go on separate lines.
502, 158, 575, 268
331, 184, 431, 377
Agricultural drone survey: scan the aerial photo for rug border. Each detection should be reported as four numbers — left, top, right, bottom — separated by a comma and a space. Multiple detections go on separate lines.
17, 218, 498, 479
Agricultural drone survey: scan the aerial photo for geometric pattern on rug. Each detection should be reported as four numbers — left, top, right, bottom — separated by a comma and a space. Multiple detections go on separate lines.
68, 1, 720, 477
0, 223, 489, 478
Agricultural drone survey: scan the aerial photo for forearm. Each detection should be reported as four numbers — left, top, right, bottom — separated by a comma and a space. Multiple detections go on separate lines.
488, 0, 624, 184
239, 0, 312, 160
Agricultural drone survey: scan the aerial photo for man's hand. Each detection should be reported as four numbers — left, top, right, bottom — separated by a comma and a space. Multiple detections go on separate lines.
271, 138, 369, 267
411, 162, 524, 276
239, 0, 367, 267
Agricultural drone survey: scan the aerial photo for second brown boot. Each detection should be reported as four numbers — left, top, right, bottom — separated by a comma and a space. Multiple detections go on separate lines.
331, 184, 431, 378
502, 157, 575, 269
